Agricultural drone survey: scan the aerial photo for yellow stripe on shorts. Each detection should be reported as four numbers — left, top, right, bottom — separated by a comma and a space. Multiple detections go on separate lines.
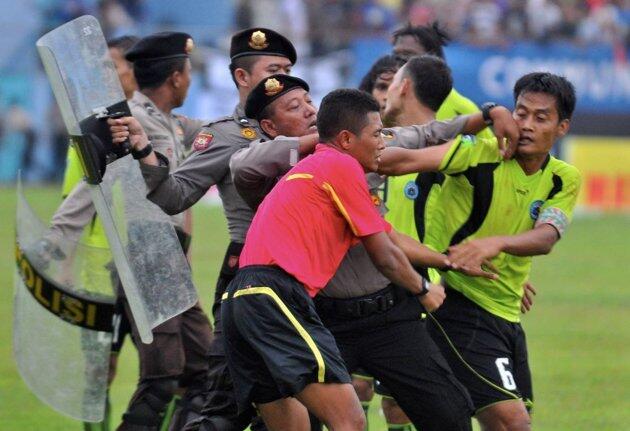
233, 286, 326, 383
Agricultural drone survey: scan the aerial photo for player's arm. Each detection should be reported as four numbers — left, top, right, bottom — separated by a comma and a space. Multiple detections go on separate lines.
389, 229, 498, 279
361, 231, 445, 311
447, 224, 561, 273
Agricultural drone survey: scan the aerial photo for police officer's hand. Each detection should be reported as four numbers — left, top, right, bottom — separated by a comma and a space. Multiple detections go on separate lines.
419, 283, 446, 312
107, 117, 149, 151
489, 106, 519, 160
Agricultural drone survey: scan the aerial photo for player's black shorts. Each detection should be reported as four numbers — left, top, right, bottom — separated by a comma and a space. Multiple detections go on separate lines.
221, 265, 351, 410
428, 288, 533, 413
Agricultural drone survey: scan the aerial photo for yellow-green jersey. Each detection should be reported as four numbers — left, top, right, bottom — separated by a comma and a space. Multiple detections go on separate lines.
425, 135, 581, 322
385, 88, 493, 242
62, 145, 109, 248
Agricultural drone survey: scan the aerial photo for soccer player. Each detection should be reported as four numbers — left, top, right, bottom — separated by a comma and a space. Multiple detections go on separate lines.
379, 72, 581, 431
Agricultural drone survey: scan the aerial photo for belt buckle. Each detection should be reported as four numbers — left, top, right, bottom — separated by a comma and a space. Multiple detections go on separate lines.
359, 298, 377, 316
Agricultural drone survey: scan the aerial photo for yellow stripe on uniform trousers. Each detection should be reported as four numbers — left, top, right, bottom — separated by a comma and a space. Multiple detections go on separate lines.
233, 286, 326, 382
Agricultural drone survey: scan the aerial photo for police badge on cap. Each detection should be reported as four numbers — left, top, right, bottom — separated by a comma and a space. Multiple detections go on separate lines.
230, 27, 297, 64
245, 74, 310, 120
125, 31, 194, 63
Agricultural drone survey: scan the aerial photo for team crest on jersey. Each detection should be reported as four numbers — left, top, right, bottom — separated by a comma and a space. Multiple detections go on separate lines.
404, 181, 419, 200
193, 133, 213, 152
529, 200, 544, 220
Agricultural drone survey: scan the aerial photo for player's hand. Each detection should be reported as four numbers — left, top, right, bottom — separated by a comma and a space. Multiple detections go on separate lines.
107, 116, 148, 151
521, 281, 537, 313
419, 282, 446, 312
447, 237, 504, 277
452, 261, 499, 280
489, 106, 519, 159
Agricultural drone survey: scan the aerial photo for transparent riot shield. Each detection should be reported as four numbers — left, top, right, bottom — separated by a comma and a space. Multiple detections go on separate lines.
36, 15, 197, 343
14, 179, 114, 422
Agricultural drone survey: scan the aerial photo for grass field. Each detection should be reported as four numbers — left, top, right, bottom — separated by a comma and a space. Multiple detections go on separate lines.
0, 185, 628, 430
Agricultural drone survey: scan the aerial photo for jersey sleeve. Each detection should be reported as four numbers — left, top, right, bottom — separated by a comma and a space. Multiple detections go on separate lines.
324, 154, 391, 237
536, 165, 581, 237
439, 135, 502, 175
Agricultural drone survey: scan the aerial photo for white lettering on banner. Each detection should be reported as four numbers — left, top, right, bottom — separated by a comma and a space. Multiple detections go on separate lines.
479, 55, 630, 103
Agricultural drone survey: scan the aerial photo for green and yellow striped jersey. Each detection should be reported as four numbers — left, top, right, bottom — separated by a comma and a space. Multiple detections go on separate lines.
425, 135, 581, 322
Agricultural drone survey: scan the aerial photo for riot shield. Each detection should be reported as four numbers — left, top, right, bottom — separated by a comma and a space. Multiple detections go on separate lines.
14, 179, 114, 422
36, 15, 197, 344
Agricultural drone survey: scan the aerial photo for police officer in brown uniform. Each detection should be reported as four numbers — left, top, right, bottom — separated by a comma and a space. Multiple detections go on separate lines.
115, 32, 213, 431
121, 29, 318, 431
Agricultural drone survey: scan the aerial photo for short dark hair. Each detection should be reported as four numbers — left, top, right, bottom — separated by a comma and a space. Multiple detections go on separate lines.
133, 57, 187, 90
392, 21, 450, 59
403, 55, 452, 112
228, 56, 259, 88
513, 72, 576, 121
107, 35, 139, 52
317, 89, 381, 143
358, 55, 404, 94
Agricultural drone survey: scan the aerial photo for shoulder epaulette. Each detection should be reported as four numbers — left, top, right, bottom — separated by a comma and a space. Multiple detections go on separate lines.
203, 116, 234, 127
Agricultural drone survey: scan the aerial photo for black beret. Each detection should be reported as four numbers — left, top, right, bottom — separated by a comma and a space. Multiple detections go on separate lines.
245, 74, 310, 119
125, 31, 194, 63
230, 28, 297, 65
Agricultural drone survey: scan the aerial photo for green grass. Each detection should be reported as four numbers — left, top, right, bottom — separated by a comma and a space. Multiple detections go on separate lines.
0, 186, 628, 430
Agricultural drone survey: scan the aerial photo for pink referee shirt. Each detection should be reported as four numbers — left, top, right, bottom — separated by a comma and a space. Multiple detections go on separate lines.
240, 144, 391, 297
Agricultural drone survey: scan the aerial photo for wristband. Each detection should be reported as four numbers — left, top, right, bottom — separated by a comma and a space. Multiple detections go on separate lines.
481, 102, 498, 125
131, 142, 153, 160
414, 278, 430, 297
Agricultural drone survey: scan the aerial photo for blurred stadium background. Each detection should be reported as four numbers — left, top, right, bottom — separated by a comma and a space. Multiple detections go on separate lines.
0, 0, 628, 430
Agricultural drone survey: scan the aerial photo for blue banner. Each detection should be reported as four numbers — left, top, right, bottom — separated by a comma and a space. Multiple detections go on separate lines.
352, 39, 630, 114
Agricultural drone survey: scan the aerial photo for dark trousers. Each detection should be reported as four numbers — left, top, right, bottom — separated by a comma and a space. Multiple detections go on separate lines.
317, 287, 474, 431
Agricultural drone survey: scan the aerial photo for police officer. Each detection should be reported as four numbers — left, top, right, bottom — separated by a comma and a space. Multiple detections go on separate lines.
118, 28, 315, 431
117, 32, 213, 431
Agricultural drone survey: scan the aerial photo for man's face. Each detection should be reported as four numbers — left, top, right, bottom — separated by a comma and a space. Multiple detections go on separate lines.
372, 71, 396, 115
247, 55, 293, 89
513, 91, 569, 158
346, 111, 386, 173
110, 47, 136, 99
382, 66, 406, 125
392, 35, 425, 60
173, 58, 192, 108
262, 88, 317, 138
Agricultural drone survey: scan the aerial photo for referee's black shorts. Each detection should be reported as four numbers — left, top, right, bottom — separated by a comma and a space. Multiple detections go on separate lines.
428, 288, 533, 413
221, 265, 351, 410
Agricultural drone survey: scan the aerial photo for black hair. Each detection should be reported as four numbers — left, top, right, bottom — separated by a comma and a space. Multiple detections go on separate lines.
317, 89, 381, 142
133, 57, 187, 90
358, 55, 404, 94
392, 21, 450, 59
107, 35, 139, 52
228, 55, 259, 88
402, 55, 452, 112
513, 72, 576, 121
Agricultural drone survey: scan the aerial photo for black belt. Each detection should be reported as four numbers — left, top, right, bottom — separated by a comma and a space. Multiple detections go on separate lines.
315, 284, 407, 319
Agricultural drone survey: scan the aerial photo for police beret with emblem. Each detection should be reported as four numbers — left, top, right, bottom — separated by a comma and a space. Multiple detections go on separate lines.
230, 27, 297, 64
245, 74, 310, 120
125, 31, 194, 63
